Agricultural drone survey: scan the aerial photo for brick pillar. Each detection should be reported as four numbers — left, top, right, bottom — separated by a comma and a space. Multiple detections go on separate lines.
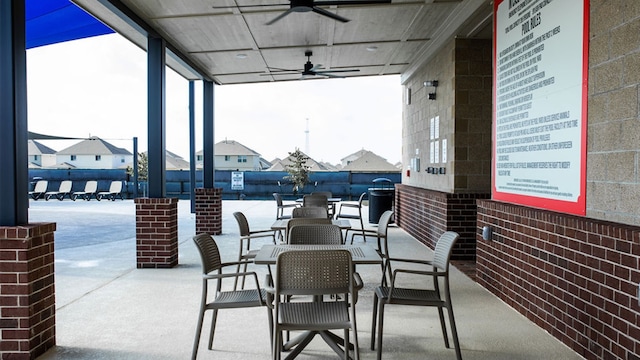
0, 223, 56, 359
195, 188, 222, 235
135, 198, 178, 269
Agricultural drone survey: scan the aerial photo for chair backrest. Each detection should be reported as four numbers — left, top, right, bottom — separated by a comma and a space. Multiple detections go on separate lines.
84, 180, 98, 193
356, 191, 367, 205
59, 180, 72, 192
275, 249, 352, 296
288, 224, 342, 245
311, 191, 332, 199
303, 194, 328, 208
285, 218, 332, 241
432, 231, 460, 271
377, 210, 394, 237
273, 192, 284, 206
109, 181, 122, 193
192, 233, 222, 275
292, 206, 328, 218
233, 211, 251, 236
34, 180, 47, 192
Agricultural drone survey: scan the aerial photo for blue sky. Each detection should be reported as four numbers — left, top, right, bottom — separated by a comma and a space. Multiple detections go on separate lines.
26, 33, 402, 165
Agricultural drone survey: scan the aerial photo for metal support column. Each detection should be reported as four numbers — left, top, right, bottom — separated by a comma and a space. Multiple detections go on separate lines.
188, 81, 196, 213
0, 0, 28, 226
202, 80, 215, 188
147, 35, 166, 198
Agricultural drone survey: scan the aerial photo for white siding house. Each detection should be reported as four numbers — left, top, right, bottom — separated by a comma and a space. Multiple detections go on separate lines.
196, 140, 262, 171
27, 140, 57, 168
56, 137, 132, 169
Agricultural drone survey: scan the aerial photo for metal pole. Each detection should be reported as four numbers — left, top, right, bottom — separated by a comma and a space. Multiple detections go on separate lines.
203, 80, 215, 188
147, 35, 166, 198
188, 81, 196, 213
133, 137, 139, 198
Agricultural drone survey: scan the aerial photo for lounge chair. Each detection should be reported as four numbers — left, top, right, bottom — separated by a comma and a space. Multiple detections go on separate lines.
71, 180, 98, 201
97, 181, 124, 201
29, 180, 48, 200
45, 180, 73, 201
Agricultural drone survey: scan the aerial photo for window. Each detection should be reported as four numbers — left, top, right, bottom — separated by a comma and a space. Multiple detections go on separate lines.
121, 158, 125, 163
70, 155, 76, 161
95, 155, 101, 161
224, 155, 231, 161
196, 155, 203, 161
237, 155, 247, 163
33, 155, 40, 161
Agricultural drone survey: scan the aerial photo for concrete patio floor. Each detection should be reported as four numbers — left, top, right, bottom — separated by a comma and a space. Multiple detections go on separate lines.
27, 199, 584, 360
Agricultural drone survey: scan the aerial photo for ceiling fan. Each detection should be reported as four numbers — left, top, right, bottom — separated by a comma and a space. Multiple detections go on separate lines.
213, 0, 392, 25
265, 50, 360, 79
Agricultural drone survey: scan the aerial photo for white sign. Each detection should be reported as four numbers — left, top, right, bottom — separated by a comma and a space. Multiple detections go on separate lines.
493, 0, 588, 215
231, 171, 244, 190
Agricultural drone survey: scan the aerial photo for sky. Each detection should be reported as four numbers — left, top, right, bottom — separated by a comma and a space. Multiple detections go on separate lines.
26, 33, 403, 166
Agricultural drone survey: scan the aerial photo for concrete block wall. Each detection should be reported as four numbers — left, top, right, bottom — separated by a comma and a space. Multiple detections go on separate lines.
135, 198, 178, 268
0, 223, 56, 359
477, 200, 640, 359
395, 184, 489, 260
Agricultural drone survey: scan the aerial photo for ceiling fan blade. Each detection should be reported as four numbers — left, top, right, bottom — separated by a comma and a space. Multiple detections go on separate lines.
312, 6, 350, 22
266, 8, 295, 25
314, 68, 360, 73
212, 3, 288, 9
317, 72, 346, 79
313, 0, 391, 5
267, 67, 299, 72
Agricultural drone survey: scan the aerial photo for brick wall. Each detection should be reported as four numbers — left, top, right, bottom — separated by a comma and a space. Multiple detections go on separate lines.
135, 198, 178, 269
396, 184, 489, 260
0, 222, 56, 359
195, 188, 222, 235
477, 200, 640, 359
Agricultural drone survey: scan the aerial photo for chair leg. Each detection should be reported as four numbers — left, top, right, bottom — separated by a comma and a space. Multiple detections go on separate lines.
437, 306, 450, 348
192, 309, 205, 360
344, 329, 349, 360
370, 294, 379, 351
375, 302, 385, 360
208, 309, 219, 350
446, 305, 463, 360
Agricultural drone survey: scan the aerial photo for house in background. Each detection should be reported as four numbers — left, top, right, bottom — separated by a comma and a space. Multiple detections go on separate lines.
196, 139, 262, 171
341, 151, 399, 172
27, 140, 57, 168
267, 151, 331, 172
340, 149, 369, 168
56, 136, 132, 169
165, 150, 190, 170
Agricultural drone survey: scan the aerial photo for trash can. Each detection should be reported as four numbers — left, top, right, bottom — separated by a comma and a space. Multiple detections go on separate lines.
368, 178, 394, 224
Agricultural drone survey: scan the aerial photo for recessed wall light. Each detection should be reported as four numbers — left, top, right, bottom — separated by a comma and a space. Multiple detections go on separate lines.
236, 53, 248, 59
366, 46, 378, 52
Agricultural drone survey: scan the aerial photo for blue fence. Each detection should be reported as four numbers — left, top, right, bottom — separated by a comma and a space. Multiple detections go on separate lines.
28, 169, 400, 200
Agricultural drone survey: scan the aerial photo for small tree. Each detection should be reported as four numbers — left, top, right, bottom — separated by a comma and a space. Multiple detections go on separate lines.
284, 149, 310, 193
126, 152, 148, 181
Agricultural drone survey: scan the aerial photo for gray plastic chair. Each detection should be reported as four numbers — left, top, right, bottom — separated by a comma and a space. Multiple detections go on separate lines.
370, 231, 462, 360
336, 192, 367, 242
273, 192, 298, 220
271, 249, 360, 360
302, 193, 328, 213
233, 211, 276, 289
191, 233, 272, 360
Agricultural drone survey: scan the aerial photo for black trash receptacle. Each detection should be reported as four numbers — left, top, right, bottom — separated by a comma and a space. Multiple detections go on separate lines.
368, 178, 394, 224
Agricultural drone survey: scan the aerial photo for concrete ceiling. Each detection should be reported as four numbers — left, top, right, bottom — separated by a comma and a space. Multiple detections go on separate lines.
75, 0, 493, 85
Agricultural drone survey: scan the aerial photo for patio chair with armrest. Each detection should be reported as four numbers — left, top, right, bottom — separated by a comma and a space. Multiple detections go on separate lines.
270, 249, 361, 360
335, 192, 367, 242
370, 231, 462, 360
71, 180, 98, 201
233, 211, 276, 290
273, 192, 299, 241
287, 224, 343, 245
311, 191, 335, 218
44, 180, 72, 201
191, 233, 272, 360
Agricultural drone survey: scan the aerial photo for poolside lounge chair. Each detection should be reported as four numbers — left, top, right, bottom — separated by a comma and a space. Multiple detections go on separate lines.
45, 180, 73, 201
29, 180, 48, 200
71, 180, 98, 201
97, 181, 124, 201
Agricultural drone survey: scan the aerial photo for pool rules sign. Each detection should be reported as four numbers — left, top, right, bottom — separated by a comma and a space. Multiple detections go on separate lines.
493, 0, 588, 215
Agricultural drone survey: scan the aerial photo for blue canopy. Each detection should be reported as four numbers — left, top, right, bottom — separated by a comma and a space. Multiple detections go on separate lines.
26, 0, 113, 49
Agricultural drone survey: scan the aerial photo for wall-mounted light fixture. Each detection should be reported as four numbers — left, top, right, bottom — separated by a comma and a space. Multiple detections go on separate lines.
423, 80, 438, 100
